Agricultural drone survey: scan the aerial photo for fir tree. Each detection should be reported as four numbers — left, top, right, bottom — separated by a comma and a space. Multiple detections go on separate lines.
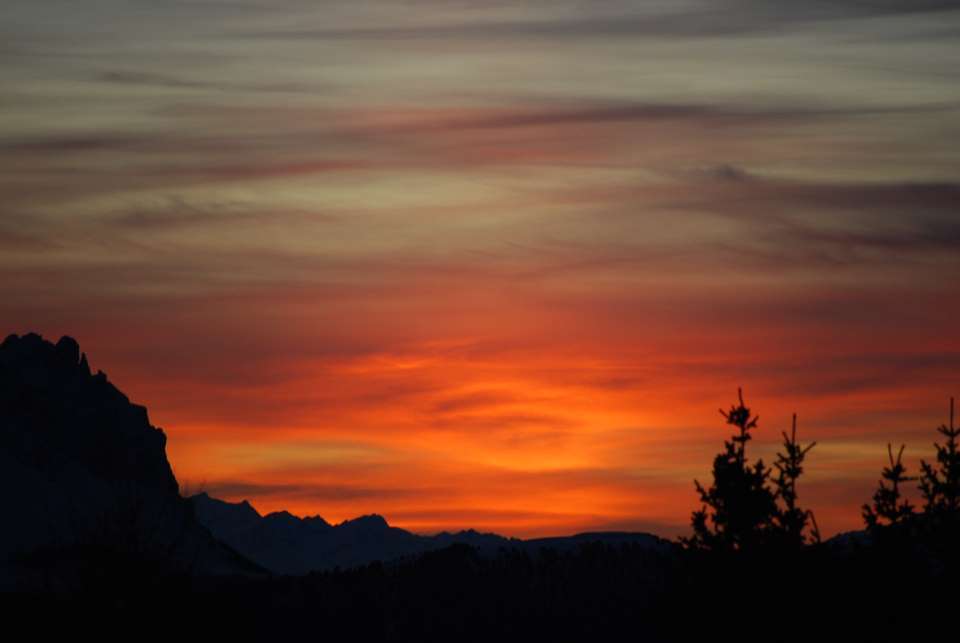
918, 397, 960, 520
685, 389, 778, 551
862, 443, 916, 531
770, 414, 820, 546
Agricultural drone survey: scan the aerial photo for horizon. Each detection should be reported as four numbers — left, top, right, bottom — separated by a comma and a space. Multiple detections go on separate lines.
2, 2, 959, 541
187, 487, 663, 541
5, 329, 956, 541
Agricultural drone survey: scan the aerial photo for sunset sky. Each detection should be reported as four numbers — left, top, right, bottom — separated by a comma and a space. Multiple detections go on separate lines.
2, 1, 959, 538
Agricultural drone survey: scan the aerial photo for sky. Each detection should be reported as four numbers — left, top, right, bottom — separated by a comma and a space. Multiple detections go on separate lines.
2, 0, 959, 538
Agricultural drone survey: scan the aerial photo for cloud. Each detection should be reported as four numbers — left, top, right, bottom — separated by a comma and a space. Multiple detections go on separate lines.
96, 70, 312, 94
773, 213, 960, 257
238, 1, 960, 43
98, 70, 213, 90
559, 166, 960, 270
2, 0, 958, 540
429, 390, 521, 414
3, 97, 953, 214
1, 134, 150, 154
681, 350, 960, 399
697, 175, 960, 267
0, 217, 61, 251
201, 480, 417, 504
419, 102, 947, 130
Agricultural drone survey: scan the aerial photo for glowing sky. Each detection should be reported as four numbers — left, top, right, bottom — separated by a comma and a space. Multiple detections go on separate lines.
2, 1, 959, 538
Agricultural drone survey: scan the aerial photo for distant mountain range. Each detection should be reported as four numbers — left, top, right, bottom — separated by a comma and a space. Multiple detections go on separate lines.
190, 492, 674, 574
189, 493, 518, 574
0, 332, 697, 582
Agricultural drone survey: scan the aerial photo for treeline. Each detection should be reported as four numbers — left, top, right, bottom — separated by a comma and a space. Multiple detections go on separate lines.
686, 389, 960, 555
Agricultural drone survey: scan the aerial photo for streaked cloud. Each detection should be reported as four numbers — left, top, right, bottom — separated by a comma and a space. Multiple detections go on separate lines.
1, 0, 958, 539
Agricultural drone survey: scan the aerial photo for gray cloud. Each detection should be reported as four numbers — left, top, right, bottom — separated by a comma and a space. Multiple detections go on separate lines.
1, 134, 150, 154
240, 1, 960, 42
97, 69, 316, 94
773, 213, 960, 257
424, 101, 959, 133
729, 350, 960, 398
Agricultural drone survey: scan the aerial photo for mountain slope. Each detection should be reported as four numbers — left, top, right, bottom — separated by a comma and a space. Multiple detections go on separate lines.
0, 333, 259, 585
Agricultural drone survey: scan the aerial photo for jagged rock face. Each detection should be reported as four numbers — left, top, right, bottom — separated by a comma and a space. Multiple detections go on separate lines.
0, 333, 178, 496
0, 333, 255, 581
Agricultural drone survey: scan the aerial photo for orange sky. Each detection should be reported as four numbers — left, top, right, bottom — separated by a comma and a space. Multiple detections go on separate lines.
2, 1, 959, 538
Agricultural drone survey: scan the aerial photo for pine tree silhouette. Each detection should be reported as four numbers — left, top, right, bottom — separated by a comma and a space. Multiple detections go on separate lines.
684, 388, 778, 551
862, 443, 916, 531
915, 398, 960, 567
918, 397, 960, 521
770, 414, 820, 546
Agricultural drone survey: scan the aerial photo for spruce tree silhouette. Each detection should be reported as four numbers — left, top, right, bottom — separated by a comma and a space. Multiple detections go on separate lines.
918, 397, 960, 521
684, 388, 778, 551
862, 443, 916, 532
770, 414, 820, 546
915, 397, 960, 565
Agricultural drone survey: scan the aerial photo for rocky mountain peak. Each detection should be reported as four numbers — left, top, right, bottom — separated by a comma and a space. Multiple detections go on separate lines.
0, 333, 258, 581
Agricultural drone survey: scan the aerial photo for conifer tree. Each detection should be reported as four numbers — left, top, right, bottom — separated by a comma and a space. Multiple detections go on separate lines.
770, 414, 820, 546
918, 397, 960, 521
685, 389, 778, 551
862, 443, 916, 531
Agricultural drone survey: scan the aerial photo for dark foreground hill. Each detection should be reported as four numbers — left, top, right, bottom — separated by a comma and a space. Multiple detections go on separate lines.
4, 530, 955, 642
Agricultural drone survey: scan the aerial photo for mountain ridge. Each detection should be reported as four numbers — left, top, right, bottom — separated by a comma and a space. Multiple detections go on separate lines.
0, 332, 262, 587
4, 331, 803, 582
189, 492, 676, 574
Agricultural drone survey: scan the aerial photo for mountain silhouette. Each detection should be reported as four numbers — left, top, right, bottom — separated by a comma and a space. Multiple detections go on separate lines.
2, 333, 953, 642
191, 492, 518, 573
191, 492, 675, 574
0, 332, 678, 582
0, 333, 258, 587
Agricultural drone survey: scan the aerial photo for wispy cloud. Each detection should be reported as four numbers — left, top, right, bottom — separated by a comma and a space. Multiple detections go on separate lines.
239, 1, 960, 42
2, 0, 959, 539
